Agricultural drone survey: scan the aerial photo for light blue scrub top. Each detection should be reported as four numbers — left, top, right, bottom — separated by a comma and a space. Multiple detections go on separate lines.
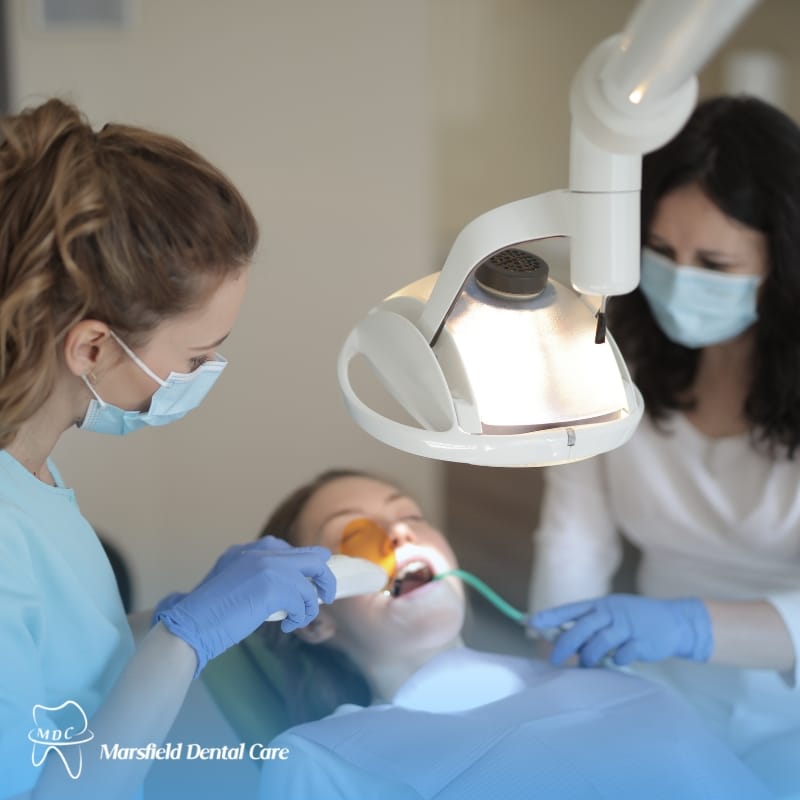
0, 450, 135, 797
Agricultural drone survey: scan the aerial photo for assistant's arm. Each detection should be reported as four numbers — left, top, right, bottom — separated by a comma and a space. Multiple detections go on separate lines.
532, 593, 798, 675
530, 455, 621, 613
706, 597, 795, 673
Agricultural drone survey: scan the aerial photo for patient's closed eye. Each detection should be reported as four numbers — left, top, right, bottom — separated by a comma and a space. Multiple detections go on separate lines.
338, 518, 397, 578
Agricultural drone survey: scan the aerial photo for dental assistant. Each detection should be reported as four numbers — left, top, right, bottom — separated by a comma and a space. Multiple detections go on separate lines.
0, 99, 335, 800
529, 96, 800, 796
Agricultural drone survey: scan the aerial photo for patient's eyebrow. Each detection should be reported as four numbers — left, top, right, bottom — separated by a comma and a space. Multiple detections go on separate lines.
319, 508, 361, 529
385, 492, 408, 504
318, 493, 409, 529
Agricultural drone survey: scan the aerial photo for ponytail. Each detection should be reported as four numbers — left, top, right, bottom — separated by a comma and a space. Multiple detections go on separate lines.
0, 98, 258, 447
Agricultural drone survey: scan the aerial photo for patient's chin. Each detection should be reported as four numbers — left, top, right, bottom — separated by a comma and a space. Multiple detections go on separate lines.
415, 607, 465, 650
387, 588, 465, 646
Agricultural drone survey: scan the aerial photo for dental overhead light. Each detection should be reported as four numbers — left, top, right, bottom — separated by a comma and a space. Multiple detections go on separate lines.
339, 0, 758, 467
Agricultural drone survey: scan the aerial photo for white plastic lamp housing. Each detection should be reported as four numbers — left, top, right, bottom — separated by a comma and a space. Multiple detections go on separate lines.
338, 251, 644, 468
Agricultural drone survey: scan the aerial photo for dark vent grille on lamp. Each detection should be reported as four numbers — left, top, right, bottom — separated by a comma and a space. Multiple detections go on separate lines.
475, 248, 549, 298
490, 249, 541, 274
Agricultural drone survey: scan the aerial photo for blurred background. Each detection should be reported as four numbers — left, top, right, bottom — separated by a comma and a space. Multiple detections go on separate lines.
2, 0, 798, 621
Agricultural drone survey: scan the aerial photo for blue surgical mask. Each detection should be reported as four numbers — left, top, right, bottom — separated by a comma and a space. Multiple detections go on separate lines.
639, 247, 762, 348
79, 330, 226, 435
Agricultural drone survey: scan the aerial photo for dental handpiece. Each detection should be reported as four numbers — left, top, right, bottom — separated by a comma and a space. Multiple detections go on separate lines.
266, 554, 388, 622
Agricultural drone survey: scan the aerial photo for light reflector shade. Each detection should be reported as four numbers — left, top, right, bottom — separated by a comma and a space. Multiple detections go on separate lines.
444, 273, 627, 431
338, 269, 643, 467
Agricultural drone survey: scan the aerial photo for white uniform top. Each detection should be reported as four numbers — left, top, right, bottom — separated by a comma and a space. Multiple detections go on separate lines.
530, 412, 800, 784
0, 450, 135, 797
258, 647, 772, 800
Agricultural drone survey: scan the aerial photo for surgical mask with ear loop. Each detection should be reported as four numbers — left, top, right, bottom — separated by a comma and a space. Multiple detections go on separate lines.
79, 330, 227, 435
638, 247, 762, 348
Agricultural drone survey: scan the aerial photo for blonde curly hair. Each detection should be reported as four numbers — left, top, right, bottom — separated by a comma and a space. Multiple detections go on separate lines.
0, 98, 258, 447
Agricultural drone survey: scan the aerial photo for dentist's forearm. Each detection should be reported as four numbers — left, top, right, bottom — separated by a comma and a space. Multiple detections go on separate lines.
31, 623, 195, 799
127, 609, 155, 645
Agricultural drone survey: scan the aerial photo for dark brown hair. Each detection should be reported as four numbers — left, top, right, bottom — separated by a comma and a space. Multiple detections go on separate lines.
0, 98, 258, 447
609, 95, 800, 457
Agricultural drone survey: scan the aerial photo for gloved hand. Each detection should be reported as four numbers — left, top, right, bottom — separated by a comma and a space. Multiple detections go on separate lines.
529, 594, 713, 668
151, 536, 295, 624
154, 539, 335, 676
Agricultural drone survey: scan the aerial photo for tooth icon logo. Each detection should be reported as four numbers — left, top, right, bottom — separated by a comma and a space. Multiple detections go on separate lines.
28, 700, 94, 780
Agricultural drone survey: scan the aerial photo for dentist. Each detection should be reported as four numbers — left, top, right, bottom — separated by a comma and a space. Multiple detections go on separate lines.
0, 98, 334, 799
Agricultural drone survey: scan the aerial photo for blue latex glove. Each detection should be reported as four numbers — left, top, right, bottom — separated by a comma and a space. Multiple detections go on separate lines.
530, 594, 713, 668
151, 536, 295, 624
152, 591, 186, 624
154, 538, 335, 676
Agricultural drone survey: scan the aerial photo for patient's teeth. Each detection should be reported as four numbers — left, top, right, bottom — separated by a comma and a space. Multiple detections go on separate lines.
391, 561, 435, 597
396, 561, 424, 579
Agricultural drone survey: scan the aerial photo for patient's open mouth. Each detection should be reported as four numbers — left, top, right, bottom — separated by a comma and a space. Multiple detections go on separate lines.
391, 560, 434, 597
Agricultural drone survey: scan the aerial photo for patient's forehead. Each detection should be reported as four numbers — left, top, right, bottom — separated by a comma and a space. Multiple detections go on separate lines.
295, 476, 402, 545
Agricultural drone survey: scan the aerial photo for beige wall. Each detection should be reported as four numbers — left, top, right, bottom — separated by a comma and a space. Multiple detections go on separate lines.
700, 0, 800, 113
7, 0, 796, 611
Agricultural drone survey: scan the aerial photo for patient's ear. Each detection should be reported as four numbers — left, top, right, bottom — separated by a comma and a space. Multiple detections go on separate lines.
294, 609, 336, 644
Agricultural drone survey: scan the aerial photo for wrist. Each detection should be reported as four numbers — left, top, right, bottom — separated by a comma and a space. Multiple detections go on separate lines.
148, 620, 201, 680
153, 607, 205, 678
674, 597, 713, 661
151, 591, 188, 627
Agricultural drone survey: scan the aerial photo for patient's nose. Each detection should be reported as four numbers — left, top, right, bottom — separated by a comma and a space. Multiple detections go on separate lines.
389, 521, 416, 548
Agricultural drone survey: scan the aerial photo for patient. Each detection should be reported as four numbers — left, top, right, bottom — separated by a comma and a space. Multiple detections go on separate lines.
254, 469, 771, 800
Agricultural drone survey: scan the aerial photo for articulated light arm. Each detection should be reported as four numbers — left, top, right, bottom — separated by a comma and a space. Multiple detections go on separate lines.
420, 0, 758, 340
569, 0, 757, 297
600, 0, 758, 112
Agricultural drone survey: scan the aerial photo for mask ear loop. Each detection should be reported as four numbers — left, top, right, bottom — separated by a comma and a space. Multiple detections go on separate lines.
81, 329, 166, 405
81, 371, 106, 406
108, 330, 167, 387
